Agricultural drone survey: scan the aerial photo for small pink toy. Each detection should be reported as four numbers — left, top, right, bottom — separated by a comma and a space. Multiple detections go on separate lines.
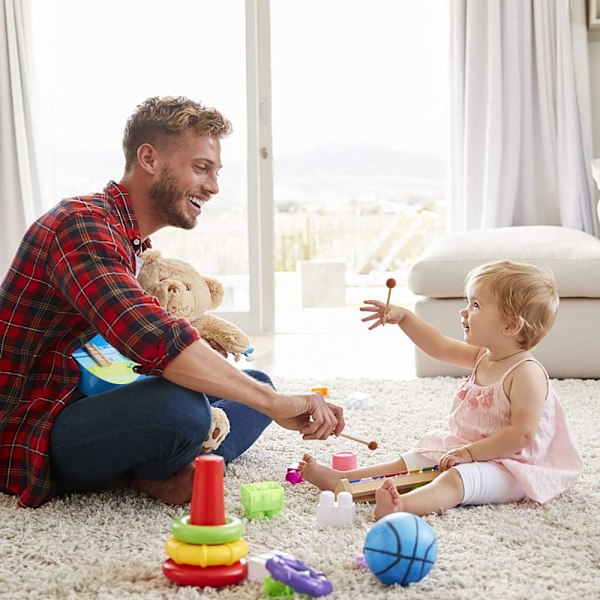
332, 450, 357, 471
285, 465, 304, 485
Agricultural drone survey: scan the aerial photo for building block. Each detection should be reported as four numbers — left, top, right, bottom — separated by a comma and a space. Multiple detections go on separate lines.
241, 482, 285, 520
316, 491, 355, 527
343, 391, 373, 409
263, 576, 295, 598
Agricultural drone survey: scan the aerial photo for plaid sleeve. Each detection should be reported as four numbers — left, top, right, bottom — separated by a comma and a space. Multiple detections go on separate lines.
47, 207, 199, 374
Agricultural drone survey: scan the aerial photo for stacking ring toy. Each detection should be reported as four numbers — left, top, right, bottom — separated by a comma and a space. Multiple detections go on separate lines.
162, 559, 248, 587
165, 537, 249, 567
172, 515, 244, 545
266, 553, 333, 597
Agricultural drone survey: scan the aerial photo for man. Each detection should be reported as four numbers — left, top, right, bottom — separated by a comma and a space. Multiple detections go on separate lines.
0, 96, 344, 508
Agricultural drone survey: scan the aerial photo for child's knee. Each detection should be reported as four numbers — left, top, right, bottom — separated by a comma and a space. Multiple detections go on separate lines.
438, 467, 465, 498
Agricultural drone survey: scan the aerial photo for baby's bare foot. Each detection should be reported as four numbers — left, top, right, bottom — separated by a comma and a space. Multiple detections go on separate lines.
374, 478, 403, 520
299, 453, 342, 491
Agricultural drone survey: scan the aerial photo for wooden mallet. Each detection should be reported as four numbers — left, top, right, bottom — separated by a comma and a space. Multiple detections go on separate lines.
339, 432, 378, 451
382, 277, 396, 325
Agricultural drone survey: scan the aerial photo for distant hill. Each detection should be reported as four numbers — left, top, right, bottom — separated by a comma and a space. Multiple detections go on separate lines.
48, 143, 446, 210
274, 143, 445, 180
216, 143, 446, 208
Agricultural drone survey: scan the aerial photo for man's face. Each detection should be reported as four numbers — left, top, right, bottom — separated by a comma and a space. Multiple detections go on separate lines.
148, 131, 222, 230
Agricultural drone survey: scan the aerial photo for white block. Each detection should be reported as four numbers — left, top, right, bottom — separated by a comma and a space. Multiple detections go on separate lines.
247, 551, 295, 582
343, 392, 373, 409
316, 491, 355, 527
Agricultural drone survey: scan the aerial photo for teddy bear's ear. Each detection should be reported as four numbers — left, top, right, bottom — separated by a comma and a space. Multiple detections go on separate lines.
140, 249, 162, 264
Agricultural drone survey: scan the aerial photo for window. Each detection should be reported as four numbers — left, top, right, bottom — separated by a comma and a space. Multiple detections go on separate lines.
28, 0, 449, 333
29, 0, 252, 312
270, 0, 449, 331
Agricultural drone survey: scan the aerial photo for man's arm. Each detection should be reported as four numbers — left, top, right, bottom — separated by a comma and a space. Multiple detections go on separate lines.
163, 340, 345, 440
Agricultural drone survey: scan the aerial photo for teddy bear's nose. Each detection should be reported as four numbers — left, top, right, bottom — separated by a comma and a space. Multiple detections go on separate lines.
168, 283, 179, 294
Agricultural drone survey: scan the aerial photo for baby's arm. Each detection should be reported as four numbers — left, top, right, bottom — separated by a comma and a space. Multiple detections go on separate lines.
446, 361, 547, 466
361, 300, 480, 370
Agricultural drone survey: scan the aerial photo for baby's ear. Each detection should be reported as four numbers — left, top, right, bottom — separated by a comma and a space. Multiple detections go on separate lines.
504, 315, 525, 336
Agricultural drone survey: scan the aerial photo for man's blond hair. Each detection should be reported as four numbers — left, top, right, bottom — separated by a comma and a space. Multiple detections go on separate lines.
122, 96, 232, 171
464, 260, 559, 350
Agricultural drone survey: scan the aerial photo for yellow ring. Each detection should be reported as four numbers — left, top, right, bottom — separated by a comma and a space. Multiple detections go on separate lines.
165, 537, 249, 567
172, 515, 245, 545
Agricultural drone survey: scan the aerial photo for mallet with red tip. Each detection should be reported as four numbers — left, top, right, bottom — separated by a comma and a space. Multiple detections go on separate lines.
382, 278, 396, 325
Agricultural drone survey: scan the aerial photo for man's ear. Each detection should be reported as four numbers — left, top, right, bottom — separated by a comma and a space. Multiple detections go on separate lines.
137, 143, 159, 175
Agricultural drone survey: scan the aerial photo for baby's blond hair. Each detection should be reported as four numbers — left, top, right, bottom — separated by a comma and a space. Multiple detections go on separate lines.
122, 96, 232, 171
464, 260, 559, 350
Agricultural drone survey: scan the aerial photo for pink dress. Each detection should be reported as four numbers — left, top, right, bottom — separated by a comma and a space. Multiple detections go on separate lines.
413, 357, 582, 503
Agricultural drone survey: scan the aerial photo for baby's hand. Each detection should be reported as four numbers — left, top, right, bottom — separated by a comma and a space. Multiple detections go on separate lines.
439, 446, 474, 471
360, 300, 406, 329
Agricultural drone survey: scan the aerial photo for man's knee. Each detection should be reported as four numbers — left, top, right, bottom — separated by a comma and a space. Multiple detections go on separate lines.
153, 381, 212, 444
243, 369, 274, 389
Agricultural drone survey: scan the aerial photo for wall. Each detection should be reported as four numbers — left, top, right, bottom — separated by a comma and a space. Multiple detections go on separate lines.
591, 30, 600, 156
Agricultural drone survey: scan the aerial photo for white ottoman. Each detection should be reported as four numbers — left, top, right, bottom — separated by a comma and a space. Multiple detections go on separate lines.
408, 226, 600, 379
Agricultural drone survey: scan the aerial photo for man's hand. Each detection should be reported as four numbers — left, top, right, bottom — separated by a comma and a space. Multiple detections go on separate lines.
269, 392, 345, 440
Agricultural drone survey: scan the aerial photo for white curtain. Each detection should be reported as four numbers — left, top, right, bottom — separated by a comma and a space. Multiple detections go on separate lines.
449, 0, 598, 235
0, 0, 43, 278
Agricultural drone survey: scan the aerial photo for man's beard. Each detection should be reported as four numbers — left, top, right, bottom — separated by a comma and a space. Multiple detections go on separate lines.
148, 167, 197, 230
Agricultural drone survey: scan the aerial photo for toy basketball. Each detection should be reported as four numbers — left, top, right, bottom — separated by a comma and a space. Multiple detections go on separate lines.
363, 512, 437, 586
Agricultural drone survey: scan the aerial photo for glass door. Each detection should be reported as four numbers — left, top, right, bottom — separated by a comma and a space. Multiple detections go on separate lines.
29, 0, 264, 331
270, 0, 449, 332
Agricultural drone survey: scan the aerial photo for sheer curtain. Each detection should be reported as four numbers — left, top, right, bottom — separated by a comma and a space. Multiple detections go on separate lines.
0, 0, 42, 278
449, 0, 598, 235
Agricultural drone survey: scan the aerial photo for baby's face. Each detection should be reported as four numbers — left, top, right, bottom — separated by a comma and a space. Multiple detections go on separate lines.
460, 282, 507, 346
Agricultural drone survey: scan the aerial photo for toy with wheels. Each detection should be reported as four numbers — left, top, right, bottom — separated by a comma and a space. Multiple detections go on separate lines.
363, 512, 437, 586
266, 553, 333, 597
162, 455, 248, 588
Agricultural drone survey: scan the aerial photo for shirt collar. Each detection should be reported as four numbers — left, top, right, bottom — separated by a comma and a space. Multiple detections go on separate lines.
103, 180, 152, 255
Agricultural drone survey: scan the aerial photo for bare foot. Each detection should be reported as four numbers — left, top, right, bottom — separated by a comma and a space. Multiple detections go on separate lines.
374, 478, 403, 520
299, 453, 343, 491
132, 462, 194, 505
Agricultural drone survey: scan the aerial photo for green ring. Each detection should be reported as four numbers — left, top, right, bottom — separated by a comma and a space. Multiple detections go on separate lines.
172, 515, 245, 545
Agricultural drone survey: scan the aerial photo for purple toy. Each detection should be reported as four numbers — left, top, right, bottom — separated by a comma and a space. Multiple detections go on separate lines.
266, 553, 332, 597
285, 465, 304, 484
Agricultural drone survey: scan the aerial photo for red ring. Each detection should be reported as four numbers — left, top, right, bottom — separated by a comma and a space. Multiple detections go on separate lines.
162, 559, 248, 587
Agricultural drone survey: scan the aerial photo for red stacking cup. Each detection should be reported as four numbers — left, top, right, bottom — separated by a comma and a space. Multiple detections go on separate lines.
190, 455, 225, 526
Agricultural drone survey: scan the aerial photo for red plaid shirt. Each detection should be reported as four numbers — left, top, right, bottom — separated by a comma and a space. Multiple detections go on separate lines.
0, 181, 200, 507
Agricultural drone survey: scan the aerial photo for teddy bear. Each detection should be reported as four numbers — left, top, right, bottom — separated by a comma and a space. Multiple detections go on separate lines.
137, 249, 254, 452
137, 249, 254, 362
201, 406, 230, 452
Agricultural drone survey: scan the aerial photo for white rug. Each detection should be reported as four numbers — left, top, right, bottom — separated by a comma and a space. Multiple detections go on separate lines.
1, 377, 599, 599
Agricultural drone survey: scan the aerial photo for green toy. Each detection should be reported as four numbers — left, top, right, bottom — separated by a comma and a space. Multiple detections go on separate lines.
240, 482, 284, 520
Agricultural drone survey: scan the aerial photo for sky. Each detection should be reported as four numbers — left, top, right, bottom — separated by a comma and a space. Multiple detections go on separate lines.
29, 0, 449, 178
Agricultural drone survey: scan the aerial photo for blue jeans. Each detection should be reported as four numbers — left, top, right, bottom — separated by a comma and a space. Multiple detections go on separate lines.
50, 369, 273, 494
